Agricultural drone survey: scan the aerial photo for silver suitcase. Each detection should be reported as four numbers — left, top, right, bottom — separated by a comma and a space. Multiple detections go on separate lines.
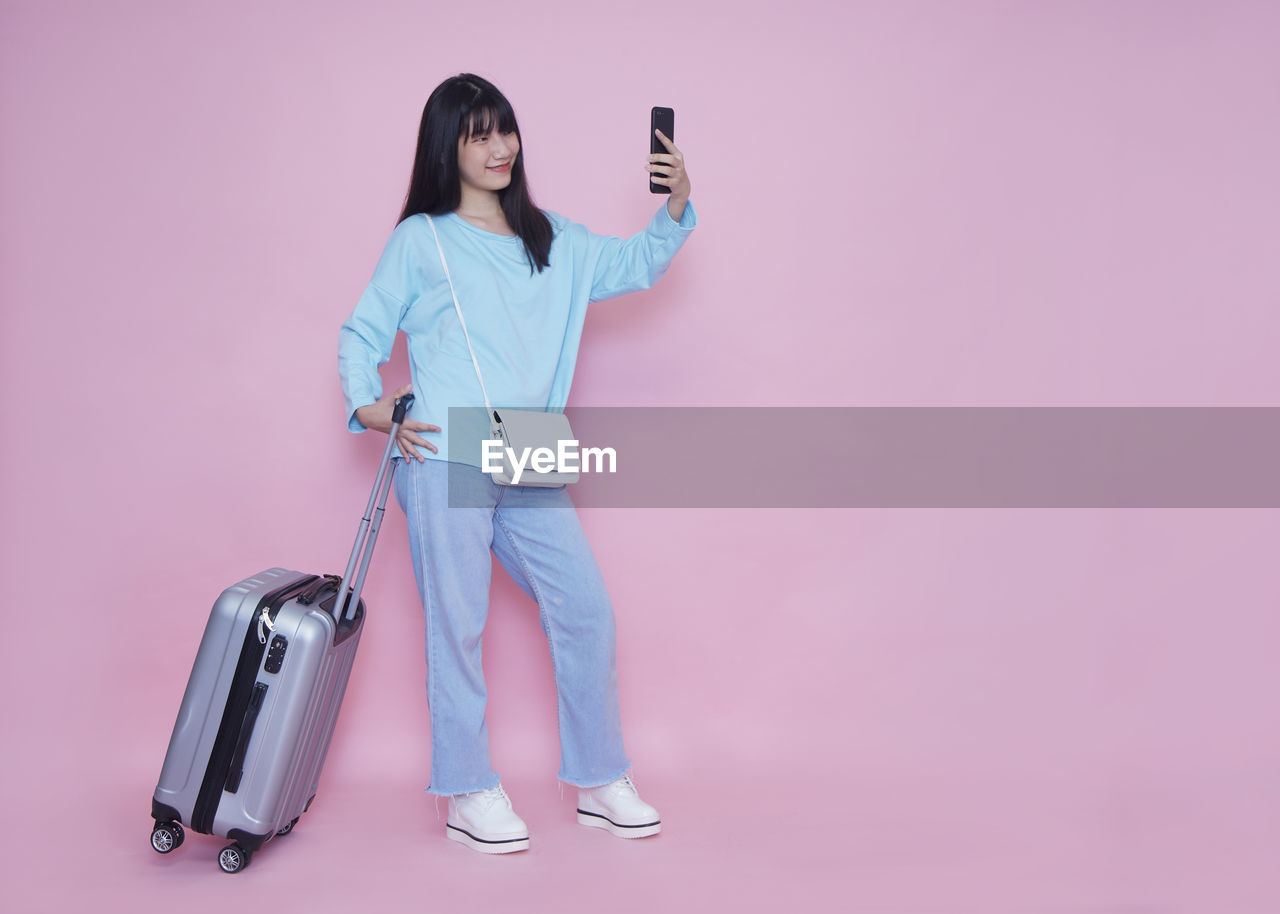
150, 394, 413, 873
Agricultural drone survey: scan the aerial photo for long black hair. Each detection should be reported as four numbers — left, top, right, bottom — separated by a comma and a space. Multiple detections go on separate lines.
397, 73, 552, 274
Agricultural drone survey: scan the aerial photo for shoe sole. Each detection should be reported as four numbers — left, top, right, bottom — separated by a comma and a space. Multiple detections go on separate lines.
446, 823, 530, 854
576, 809, 662, 839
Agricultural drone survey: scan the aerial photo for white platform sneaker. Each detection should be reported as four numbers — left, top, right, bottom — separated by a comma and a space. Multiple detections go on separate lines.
446, 784, 530, 854
576, 774, 661, 838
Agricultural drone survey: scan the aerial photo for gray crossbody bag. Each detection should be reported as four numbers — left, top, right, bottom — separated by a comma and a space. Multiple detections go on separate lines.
425, 214, 579, 487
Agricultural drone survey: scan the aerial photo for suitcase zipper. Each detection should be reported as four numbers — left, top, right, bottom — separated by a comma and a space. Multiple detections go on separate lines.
256, 606, 276, 645
191, 574, 319, 835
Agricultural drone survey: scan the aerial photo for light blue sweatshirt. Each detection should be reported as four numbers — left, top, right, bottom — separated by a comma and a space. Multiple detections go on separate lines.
338, 200, 698, 466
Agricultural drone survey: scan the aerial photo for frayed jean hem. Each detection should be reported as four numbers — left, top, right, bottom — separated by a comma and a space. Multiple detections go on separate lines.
425, 774, 501, 798
557, 761, 633, 791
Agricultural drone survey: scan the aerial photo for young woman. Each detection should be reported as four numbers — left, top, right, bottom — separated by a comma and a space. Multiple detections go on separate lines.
337, 73, 696, 854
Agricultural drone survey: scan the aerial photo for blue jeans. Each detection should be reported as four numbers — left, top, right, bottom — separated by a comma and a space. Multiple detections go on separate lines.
392, 457, 632, 795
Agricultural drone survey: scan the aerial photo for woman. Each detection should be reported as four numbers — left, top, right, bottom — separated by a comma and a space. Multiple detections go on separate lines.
338, 73, 696, 855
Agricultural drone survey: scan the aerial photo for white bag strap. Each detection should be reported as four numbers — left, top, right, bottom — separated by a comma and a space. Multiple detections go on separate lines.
425, 214, 495, 418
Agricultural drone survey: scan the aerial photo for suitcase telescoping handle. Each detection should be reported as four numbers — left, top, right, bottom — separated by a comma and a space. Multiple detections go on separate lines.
335, 393, 414, 622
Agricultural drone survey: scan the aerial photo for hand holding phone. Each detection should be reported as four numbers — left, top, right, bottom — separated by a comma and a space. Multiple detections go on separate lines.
649, 106, 675, 195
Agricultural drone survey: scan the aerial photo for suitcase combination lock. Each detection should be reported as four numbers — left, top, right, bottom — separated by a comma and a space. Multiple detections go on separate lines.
264, 635, 288, 674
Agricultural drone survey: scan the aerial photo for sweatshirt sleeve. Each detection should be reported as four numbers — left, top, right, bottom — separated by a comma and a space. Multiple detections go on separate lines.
586, 200, 697, 303
338, 220, 421, 432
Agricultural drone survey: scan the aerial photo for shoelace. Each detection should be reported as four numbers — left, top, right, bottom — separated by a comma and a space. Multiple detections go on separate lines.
438, 784, 512, 821
612, 774, 639, 797
464, 784, 510, 812
557, 773, 641, 801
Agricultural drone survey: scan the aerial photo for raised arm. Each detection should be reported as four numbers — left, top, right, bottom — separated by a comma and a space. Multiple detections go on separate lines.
585, 127, 696, 302
587, 199, 698, 303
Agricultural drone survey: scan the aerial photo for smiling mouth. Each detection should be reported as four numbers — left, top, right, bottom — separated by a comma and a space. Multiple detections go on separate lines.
488, 163, 511, 171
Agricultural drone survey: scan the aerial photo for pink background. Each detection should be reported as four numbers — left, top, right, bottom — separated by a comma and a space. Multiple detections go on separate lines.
3, 0, 1279, 911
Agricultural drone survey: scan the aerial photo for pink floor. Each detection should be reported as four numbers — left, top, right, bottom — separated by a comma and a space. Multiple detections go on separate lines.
5, 760, 1275, 913
5, 510, 1280, 911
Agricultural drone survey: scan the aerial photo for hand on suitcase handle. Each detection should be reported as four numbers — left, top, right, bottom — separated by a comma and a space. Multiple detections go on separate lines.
391, 391, 415, 424
355, 384, 438, 462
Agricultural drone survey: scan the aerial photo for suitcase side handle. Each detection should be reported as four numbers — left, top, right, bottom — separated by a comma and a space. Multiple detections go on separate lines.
335, 393, 414, 623
224, 682, 268, 794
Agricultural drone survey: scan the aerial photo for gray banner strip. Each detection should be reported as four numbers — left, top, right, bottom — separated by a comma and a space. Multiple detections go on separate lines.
443, 407, 1280, 508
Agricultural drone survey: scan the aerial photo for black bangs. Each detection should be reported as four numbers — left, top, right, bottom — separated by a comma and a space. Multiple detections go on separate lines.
399, 73, 552, 272
464, 102, 518, 140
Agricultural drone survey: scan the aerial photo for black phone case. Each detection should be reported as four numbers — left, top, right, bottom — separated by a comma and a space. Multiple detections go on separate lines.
650, 106, 674, 195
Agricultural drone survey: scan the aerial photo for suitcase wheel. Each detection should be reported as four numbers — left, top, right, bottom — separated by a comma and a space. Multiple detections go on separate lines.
150, 822, 184, 854
275, 817, 299, 837
217, 843, 251, 874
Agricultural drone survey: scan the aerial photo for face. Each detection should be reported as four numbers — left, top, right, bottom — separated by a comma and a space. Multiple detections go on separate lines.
456, 119, 520, 194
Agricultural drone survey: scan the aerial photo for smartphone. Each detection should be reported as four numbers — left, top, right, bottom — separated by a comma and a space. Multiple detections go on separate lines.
650, 106, 675, 194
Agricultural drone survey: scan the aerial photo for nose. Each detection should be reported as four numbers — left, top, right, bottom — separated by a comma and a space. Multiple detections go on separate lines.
492, 134, 516, 160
